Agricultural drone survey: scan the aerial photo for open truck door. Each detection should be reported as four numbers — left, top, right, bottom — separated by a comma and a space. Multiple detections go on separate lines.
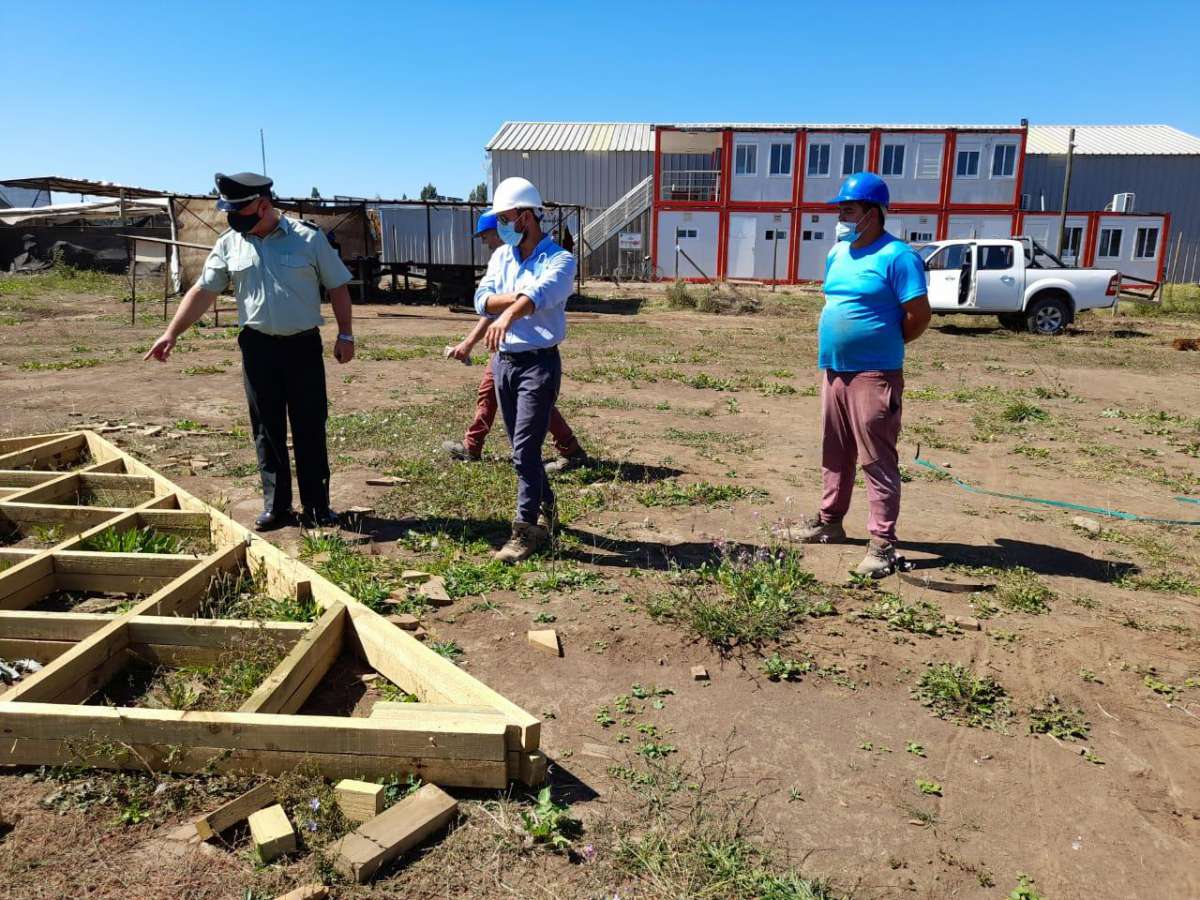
924, 242, 975, 311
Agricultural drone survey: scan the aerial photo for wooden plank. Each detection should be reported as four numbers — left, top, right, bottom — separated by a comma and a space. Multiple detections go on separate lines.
141, 542, 247, 616
0, 555, 56, 609
0, 433, 76, 455
193, 782, 276, 840
0, 629, 131, 703
0, 703, 508, 761
136, 509, 213, 535
328, 783, 458, 883
0, 434, 87, 471
0, 610, 110, 640
349, 607, 541, 752
239, 604, 345, 715
249, 804, 296, 862
0, 739, 508, 787
128, 617, 309, 649
53, 551, 199, 579
0, 502, 125, 529
4, 473, 81, 505
0, 548, 42, 564
371, 702, 501, 718
0, 470, 62, 487
0, 637, 73, 664
334, 779, 385, 822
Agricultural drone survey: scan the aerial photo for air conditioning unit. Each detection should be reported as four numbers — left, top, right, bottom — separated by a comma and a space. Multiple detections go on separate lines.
1112, 192, 1135, 213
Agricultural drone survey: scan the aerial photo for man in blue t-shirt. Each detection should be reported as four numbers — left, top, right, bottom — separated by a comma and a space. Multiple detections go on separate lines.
785, 173, 931, 576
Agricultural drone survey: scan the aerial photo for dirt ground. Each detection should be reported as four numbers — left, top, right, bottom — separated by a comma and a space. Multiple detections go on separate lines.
1, 272, 1199, 899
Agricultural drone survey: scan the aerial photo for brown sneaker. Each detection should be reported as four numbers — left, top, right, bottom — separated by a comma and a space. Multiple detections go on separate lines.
493, 521, 549, 564
773, 513, 847, 544
855, 540, 898, 578
544, 448, 589, 474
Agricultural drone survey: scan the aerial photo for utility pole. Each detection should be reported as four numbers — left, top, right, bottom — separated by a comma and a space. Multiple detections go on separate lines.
1056, 127, 1076, 260
260, 128, 268, 176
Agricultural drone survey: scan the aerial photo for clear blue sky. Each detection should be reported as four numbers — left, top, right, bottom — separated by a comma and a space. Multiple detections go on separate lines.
2, 0, 1197, 201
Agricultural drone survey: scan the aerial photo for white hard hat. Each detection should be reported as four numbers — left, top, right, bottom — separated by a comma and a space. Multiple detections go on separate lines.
490, 176, 543, 214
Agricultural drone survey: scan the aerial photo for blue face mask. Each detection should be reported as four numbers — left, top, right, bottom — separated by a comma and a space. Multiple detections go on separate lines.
496, 214, 524, 247
835, 221, 859, 243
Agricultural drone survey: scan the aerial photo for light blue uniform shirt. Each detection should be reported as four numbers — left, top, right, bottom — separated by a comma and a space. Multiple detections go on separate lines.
473, 234, 575, 351
198, 215, 352, 336
818, 232, 927, 372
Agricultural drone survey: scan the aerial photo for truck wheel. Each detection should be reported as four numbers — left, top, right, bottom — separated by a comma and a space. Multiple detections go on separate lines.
997, 313, 1024, 331
1025, 296, 1070, 335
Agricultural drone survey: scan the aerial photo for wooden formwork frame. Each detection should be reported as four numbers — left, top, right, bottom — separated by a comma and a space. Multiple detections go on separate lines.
0, 431, 545, 789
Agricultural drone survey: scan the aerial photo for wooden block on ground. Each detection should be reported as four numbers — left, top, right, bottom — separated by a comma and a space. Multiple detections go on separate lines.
273, 884, 327, 900
329, 783, 458, 883
366, 476, 402, 486
401, 570, 430, 583
691, 666, 710, 681
418, 575, 452, 607
335, 779, 385, 822
193, 782, 276, 841
248, 803, 296, 862
950, 616, 982, 631
387, 613, 420, 630
527, 629, 561, 656
581, 742, 616, 761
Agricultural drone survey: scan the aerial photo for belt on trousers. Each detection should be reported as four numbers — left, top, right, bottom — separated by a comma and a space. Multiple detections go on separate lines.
498, 345, 560, 361
242, 326, 319, 341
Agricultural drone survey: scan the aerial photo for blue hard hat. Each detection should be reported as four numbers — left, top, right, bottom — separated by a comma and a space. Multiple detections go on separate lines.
474, 211, 498, 235
829, 172, 890, 207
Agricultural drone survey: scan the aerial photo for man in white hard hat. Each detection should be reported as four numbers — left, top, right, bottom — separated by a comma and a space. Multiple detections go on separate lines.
474, 177, 576, 562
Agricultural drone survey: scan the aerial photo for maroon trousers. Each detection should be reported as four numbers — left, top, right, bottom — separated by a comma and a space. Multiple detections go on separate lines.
464, 359, 578, 459
819, 369, 904, 543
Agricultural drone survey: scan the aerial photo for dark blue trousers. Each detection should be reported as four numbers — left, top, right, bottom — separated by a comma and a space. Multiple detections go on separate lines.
493, 347, 561, 524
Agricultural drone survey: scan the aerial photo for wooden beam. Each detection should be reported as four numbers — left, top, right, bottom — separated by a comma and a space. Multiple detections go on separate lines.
0, 610, 111, 641
0, 433, 76, 455
0, 739, 508, 787
0, 703, 507, 762
140, 542, 247, 616
128, 617, 309, 649
0, 433, 87, 471
0, 637, 73, 664
0, 502, 125, 529
193, 782, 276, 840
334, 779, 385, 822
0, 626, 130, 703
0, 471, 62, 488
349, 607, 541, 752
3, 473, 82, 505
53, 550, 199, 577
328, 783, 458, 883
0, 548, 39, 565
0, 556, 56, 611
239, 604, 345, 715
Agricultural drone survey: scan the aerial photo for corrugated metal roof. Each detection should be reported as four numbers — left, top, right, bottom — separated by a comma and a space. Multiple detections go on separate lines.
486, 122, 654, 152
667, 122, 1018, 132
1026, 125, 1200, 156
488, 122, 1200, 156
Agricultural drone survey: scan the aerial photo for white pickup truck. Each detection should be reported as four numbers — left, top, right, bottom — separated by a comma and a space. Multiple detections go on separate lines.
917, 237, 1120, 335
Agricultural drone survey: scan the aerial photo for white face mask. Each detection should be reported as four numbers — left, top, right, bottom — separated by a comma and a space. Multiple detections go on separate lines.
836, 211, 870, 243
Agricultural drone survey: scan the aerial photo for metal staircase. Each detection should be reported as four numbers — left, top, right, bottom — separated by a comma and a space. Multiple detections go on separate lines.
580, 175, 652, 255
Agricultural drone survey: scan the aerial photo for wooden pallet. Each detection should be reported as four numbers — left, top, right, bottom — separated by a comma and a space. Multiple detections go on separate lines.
0, 431, 544, 788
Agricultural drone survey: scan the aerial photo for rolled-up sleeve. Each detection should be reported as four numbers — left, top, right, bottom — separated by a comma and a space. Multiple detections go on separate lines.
197, 243, 230, 293
473, 252, 504, 316
520, 250, 576, 311
313, 232, 353, 289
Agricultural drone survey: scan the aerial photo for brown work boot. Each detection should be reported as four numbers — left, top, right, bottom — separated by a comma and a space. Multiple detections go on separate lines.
855, 539, 898, 578
773, 513, 847, 544
493, 520, 549, 564
442, 440, 481, 462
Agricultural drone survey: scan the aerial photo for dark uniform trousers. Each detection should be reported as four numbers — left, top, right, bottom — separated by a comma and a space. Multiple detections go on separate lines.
238, 326, 330, 514
494, 346, 561, 524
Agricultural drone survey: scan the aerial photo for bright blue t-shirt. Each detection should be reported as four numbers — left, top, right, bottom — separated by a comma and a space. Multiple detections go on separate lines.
818, 232, 927, 372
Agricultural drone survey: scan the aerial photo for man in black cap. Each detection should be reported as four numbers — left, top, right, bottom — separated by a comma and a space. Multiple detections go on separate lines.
145, 172, 355, 530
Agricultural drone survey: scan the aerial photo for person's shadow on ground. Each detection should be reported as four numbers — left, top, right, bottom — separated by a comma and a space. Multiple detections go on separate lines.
900, 536, 1138, 583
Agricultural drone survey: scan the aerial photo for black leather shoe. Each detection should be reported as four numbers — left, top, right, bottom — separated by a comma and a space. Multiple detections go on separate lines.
254, 509, 295, 531
302, 507, 340, 528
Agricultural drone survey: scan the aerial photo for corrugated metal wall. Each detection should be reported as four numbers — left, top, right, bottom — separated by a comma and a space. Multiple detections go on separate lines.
489, 150, 653, 214
1023, 155, 1200, 279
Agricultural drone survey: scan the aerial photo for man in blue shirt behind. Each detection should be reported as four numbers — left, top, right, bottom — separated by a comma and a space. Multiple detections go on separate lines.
474, 177, 576, 562
786, 173, 931, 576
